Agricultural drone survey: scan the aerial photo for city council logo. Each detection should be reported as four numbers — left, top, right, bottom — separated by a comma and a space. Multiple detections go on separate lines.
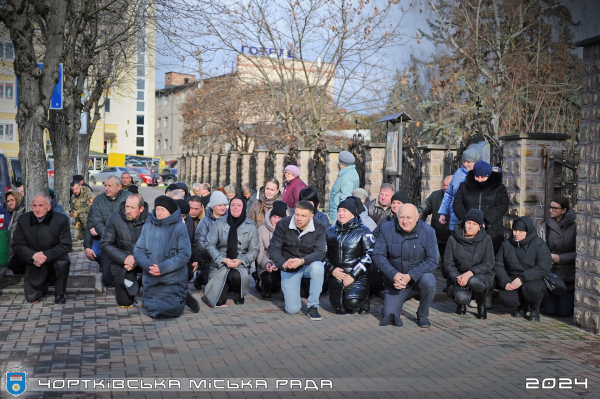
4, 366, 27, 396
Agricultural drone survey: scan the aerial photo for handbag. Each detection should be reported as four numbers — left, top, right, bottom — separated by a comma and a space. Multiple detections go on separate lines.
543, 273, 567, 296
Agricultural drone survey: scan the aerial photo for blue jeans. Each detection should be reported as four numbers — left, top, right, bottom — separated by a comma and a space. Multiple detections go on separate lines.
92, 239, 113, 287
281, 261, 324, 314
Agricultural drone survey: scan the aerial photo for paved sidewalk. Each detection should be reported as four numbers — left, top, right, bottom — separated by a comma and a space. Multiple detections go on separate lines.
0, 254, 598, 399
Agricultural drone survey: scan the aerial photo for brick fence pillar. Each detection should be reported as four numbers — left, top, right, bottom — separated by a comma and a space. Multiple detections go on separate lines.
219, 154, 228, 187
274, 151, 286, 183
210, 153, 219, 188
256, 149, 267, 189
298, 147, 314, 184
418, 144, 458, 203
241, 153, 251, 188
364, 143, 386, 201
574, 36, 600, 334
229, 151, 240, 189
203, 155, 210, 184
196, 155, 203, 184
189, 156, 196, 184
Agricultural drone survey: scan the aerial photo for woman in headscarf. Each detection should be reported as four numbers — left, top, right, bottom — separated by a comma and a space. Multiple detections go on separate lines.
204, 196, 260, 307
248, 178, 284, 226
282, 165, 307, 209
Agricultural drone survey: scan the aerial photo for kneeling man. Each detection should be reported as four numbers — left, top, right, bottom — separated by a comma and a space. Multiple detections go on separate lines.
268, 200, 326, 320
11, 193, 72, 303
372, 204, 439, 328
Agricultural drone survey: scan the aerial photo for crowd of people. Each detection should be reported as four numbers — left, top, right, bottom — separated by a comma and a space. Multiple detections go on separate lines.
0, 148, 577, 325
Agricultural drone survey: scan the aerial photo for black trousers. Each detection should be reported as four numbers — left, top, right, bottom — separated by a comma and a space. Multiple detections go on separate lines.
447, 276, 488, 305
498, 279, 547, 310
7, 254, 27, 275
438, 243, 448, 279
24, 259, 70, 302
217, 269, 242, 306
112, 267, 141, 306
260, 271, 281, 293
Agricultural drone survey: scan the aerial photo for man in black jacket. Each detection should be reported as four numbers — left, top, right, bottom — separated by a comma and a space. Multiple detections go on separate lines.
101, 194, 148, 307
11, 193, 72, 303
268, 200, 327, 320
84, 176, 131, 288
372, 204, 439, 328
364, 183, 394, 225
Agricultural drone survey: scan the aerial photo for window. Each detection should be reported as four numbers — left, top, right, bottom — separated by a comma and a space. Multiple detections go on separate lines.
137, 101, 144, 111
157, 118, 161, 128
157, 140, 161, 150
184, 78, 189, 84
0, 82, 15, 101
164, 139, 168, 150
136, 137, 144, 147
137, 115, 144, 125
137, 126, 143, 136
137, 91, 144, 100
104, 98, 110, 113
164, 117, 168, 127
0, 42, 14, 61
0, 122, 15, 142
136, 150, 144, 155
164, 95, 169, 106
137, 79, 145, 90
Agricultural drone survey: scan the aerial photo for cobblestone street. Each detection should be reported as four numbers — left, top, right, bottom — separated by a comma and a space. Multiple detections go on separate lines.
0, 255, 599, 399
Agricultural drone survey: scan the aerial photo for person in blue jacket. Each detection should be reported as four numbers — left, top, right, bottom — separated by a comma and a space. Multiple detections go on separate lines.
372, 203, 439, 328
133, 195, 199, 318
328, 151, 360, 222
437, 148, 482, 232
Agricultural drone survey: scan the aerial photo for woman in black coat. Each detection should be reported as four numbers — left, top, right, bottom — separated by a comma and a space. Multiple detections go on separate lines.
539, 197, 576, 317
444, 209, 495, 319
325, 197, 374, 315
494, 216, 551, 321
454, 161, 509, 254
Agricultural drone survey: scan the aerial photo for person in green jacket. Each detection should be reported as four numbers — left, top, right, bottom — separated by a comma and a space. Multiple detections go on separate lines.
328, 151, 360, 222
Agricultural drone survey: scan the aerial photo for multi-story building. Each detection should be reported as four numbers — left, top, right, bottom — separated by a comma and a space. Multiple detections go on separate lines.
0, 39, 17, 158
154, 72, 197, 161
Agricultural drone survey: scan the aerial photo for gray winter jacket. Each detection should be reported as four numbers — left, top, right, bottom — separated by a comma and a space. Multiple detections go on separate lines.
194, 207, 227, 265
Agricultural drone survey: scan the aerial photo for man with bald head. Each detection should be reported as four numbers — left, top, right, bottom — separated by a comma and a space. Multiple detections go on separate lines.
372, 204, 439, 328
11, 193, 72, 303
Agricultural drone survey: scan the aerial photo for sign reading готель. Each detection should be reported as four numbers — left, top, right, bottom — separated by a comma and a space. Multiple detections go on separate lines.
241, 46, 297, 59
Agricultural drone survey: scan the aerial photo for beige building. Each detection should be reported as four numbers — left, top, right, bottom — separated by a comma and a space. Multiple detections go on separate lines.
0, 39, 17, 158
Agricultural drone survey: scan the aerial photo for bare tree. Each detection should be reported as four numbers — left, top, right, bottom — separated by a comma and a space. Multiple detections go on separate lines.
0, 0, 68, 197
199, 0, 412, 146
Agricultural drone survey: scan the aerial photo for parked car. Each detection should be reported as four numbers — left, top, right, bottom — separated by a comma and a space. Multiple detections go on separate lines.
0, 149, 17, 207
10, 157, 22, 184
46, 159, 55, 190
160, 168, 178, 185
88, 166, 143, 185
132, 167, 163, 186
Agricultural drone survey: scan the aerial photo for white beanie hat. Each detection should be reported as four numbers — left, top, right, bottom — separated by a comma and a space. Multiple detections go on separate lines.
209, 191, 229, 208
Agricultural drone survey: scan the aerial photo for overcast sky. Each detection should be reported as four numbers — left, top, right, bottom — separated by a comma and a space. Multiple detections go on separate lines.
154, 0, 600, 89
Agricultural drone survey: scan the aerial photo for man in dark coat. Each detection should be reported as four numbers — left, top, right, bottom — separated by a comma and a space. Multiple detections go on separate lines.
84, 176, 131, 288
372, 204, 439, 328
268, 200, 327, 320
365, 183, 394, 225
419, 175, 453, 263
198, 183, 212, 209
453, 161, 509, 254
494, 217, 551, 321
101, 194, 149, 307
11, 193, 72, 303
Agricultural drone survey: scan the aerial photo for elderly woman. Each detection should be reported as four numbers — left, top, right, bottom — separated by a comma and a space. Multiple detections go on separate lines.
256, 201, 288, 298
248, 178, 284, 226
539, 197, 576, 317
133, 196, 199, 318
223, 184, 236, 202
282, 165, 307, 209
494, 217, 551, 321
325, 197, 374, 315
444, 209, 495, 319
204, 195, 260, 307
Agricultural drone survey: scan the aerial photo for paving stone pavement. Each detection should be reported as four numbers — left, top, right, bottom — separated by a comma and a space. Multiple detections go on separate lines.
0, 254, 599, 399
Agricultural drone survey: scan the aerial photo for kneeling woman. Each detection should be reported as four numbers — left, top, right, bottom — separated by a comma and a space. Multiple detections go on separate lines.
257, 201, 288, 298
204, 196, 260, 306
444, 209, 495, 319
494, 217, 551, 321
325, 197, 374, 314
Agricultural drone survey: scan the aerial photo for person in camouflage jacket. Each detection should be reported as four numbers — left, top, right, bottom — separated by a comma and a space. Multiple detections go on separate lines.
70, 179, 94, 240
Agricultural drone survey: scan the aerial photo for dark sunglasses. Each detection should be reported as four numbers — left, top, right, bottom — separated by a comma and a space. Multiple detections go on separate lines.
549, 206, 563, 211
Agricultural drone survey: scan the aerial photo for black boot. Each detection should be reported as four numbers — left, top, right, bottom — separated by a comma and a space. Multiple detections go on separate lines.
529, 307, 540, 321
234, 292, 245, 305
456, 304, 467, 315
476, 302, 487, 319
358, 300, 370, 315
261, 285, 272, 299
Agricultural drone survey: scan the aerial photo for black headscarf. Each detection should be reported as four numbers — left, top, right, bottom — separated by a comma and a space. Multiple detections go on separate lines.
226, 195, 247, 259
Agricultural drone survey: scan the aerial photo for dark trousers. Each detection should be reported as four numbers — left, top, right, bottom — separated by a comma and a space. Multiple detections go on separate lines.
7, 254, 27, 274
112, 267, 141, 307
24, 259, 70, 302
92, 239, 113, 287
438, 243, 448, 279
498, 279, 547, 310
217, 269, 242, 306
260, 271, 281, 293
383, 272, 436, 319
541, 290, 575, 317
447, 276, 488, 305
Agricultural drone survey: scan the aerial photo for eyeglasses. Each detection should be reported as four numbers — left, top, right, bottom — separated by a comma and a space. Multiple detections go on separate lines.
548, 206, 563, 211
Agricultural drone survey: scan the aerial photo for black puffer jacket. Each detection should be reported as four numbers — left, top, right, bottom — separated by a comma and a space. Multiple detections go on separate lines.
494, 217, 552, 287
84, 189, 131, 248
325, 216, 374, 279
100, 201, 149, 276
453, 171, 509, 253
444, 224, 495, 288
